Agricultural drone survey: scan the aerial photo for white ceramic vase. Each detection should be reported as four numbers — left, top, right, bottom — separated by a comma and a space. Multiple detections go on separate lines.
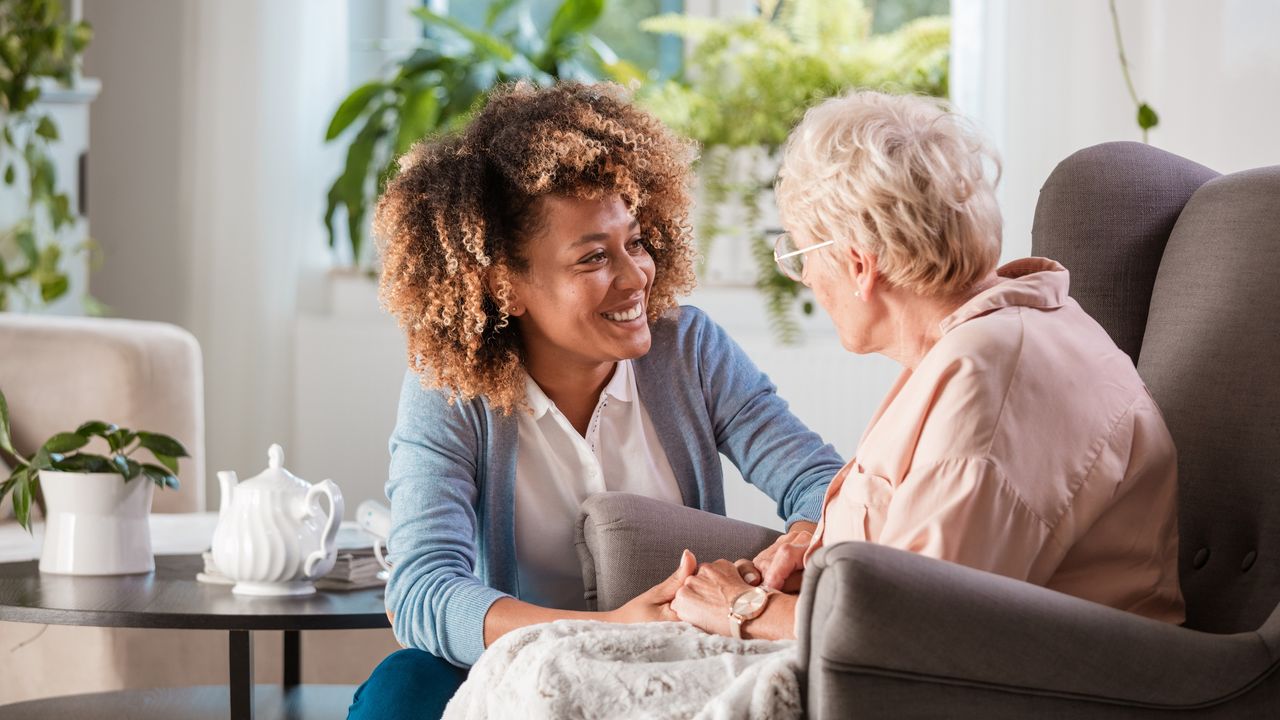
38, 470, 155, 575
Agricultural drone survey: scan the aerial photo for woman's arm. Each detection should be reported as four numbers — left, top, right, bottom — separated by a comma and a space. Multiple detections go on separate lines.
483, 549, 695, 645
690, 310, 845, 526
384, 372, 506, 666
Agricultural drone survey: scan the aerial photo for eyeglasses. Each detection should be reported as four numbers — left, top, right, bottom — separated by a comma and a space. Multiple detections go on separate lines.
773, 232, 835, 281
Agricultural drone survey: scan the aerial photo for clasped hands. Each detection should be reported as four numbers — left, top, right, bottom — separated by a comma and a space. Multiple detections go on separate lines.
609, 521, 814, 638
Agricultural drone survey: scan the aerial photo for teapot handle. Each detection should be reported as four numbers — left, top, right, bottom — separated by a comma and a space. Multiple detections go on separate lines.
303, 479, 345, 579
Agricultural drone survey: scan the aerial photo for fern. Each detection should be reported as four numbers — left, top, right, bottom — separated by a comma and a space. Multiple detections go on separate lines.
750, 229, 802, 345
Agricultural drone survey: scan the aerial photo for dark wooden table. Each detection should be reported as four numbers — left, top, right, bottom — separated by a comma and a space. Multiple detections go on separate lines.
0, 554, 391, 720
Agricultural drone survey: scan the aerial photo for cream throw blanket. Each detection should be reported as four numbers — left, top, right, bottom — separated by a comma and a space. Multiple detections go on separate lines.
443, 620, 799, 720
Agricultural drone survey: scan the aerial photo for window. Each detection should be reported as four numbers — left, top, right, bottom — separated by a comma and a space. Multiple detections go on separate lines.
445, 0, 684, 80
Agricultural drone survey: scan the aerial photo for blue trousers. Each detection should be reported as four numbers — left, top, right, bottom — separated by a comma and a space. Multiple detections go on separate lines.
347, 648, 469, 720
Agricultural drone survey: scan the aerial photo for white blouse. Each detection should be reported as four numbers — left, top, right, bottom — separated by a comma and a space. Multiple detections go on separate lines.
514, 359, 684, 610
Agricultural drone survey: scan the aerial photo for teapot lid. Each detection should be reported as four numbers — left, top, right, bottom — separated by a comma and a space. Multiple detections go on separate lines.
244, 443, 304, 486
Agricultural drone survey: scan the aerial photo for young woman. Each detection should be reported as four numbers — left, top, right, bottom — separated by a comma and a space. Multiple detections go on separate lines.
346, 82, 845, 720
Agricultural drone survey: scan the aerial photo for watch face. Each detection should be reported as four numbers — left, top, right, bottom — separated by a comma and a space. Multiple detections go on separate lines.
732, 587, 769, 617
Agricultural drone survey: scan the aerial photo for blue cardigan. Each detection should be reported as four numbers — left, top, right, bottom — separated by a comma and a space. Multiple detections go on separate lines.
384, 306, 844, 666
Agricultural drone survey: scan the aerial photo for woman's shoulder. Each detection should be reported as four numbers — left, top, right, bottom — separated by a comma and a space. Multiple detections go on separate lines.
647, 304, 722, 357
633, 305, 720, 392
396, 368, 493, 430
922, 308, 1025, 385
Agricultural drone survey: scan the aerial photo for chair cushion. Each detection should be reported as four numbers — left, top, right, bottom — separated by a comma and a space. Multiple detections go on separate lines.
0, 314, 206, 513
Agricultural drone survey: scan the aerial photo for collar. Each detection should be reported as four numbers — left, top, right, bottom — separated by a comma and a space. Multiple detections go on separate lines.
939, 257, 1070, 335
522, 360, 634, 420
523, 373, 554, 419
603, 358, 636, 404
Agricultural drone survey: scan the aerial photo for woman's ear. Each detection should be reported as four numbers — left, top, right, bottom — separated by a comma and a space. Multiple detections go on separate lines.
859, 251, 880, 301
841, 245, 880, 301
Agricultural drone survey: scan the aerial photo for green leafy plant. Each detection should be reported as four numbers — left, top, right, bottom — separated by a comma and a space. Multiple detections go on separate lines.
639, 0, 949, 342
324, 0, 638, 267
0, 388, 187, 532
0, 0, 93, 310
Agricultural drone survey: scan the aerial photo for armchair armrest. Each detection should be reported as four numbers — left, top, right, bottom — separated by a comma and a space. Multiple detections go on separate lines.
576, 492, 781, 611
798, 542, 1280, 718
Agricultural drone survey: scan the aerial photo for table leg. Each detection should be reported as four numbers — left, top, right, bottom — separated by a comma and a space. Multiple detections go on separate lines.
283, 630, 301, 688
229, 630, 253, 720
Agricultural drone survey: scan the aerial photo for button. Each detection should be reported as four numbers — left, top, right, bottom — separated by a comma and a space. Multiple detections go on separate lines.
1193, 548, 1210, 568
1242, 551, 1257, 572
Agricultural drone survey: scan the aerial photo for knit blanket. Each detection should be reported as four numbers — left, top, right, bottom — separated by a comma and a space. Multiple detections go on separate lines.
443, 620, 799, 720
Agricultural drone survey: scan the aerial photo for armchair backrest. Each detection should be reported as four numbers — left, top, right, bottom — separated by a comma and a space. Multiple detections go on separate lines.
1031, 142, 1219, 363
0, 313, 206, 514
1032, 142, 1280, 634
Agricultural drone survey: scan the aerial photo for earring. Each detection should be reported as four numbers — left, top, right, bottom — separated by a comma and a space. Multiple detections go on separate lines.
853, 290, 861, 299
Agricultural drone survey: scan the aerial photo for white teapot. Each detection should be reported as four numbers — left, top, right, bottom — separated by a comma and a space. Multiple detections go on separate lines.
212, 444, 344, 596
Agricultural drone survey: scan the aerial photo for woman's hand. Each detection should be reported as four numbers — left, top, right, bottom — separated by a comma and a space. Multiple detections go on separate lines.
670, 559, 755, 637
607, 549, 697, 624
740, 521, 814, 592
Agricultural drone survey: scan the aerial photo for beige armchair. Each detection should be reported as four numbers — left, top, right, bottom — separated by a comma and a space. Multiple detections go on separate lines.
0, 313, 207, 513
0, 313, 397, 704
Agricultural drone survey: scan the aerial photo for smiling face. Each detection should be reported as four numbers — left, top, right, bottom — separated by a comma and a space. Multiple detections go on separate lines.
507, 194, 656, 378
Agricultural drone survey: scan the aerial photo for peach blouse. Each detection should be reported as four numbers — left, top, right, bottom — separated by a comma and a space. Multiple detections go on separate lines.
806, 258, 1184, 623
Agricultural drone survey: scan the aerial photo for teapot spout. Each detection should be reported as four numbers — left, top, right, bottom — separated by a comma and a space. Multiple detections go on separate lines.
217, 471, 238, 520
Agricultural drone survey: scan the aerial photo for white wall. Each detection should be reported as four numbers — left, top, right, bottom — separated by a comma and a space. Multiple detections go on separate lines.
81, 1, 192, 327
83, 0, 348, 510
953, 0, 1280, 262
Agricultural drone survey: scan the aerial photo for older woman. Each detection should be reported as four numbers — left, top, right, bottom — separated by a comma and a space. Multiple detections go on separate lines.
670, 90, 1184, 641
346, 82, 844, 720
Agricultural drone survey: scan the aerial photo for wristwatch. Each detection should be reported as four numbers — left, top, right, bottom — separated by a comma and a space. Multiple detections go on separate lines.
728, 586, 776, 639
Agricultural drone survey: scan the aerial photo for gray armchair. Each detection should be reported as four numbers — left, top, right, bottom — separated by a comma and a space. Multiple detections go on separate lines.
576, 142, 1280, 716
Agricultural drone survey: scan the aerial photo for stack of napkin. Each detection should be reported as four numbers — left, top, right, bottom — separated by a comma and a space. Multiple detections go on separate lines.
315, 546, 387, 591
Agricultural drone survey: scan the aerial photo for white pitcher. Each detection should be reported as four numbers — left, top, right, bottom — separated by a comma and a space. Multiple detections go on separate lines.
211, 444, 344, 596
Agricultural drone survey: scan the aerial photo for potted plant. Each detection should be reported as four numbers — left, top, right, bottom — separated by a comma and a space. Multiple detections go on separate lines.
323, 0, 638, 270
0, 0, 94, 311
0, 388, 187, 575
638, 0, 949, 342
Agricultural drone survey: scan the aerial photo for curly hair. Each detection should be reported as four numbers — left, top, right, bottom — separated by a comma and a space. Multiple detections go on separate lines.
374, 82, 698, 413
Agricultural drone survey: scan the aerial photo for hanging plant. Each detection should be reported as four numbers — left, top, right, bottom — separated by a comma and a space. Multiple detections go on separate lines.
0, 0, 92, 311
1108, 0, 1159, 142
639, 0, 949, 343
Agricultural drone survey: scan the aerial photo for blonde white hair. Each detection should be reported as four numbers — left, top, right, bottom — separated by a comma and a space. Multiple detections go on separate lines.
776, 91, 1002, 296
